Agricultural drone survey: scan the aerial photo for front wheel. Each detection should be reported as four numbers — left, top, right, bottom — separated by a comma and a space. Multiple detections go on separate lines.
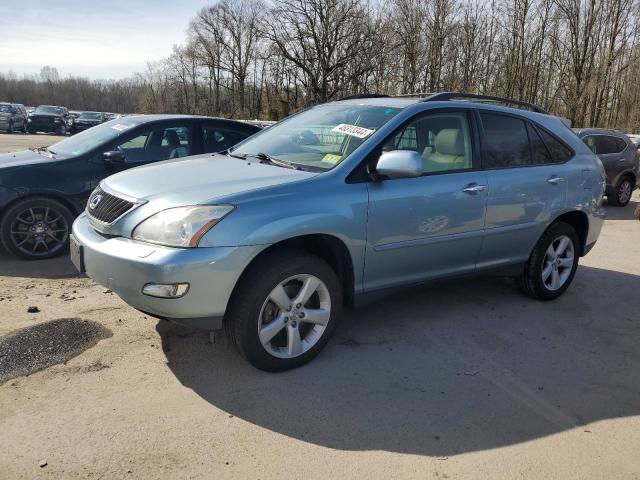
226, 250, 342, 371
57, 124, 67, 136
518, 222, 580, 300
608, 176, 633, 207
0, 197, 74, 260
8, 122, 14, 134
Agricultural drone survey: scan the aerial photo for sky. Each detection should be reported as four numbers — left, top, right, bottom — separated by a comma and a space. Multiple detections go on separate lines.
0, 0, 209, 80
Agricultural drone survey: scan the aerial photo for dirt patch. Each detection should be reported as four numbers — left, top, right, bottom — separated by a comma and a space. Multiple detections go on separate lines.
0, 318, 111, 384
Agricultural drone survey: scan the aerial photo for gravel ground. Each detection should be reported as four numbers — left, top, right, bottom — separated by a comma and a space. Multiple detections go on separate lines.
0, 318, 111, 384
0, 132, 60, 153
0, 129, 639, 479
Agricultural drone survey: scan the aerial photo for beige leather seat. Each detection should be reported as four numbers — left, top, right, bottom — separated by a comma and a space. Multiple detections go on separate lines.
422, 129, 468, 172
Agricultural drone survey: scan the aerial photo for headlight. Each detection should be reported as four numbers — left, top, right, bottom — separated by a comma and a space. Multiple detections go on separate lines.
54, 117, 61, 122
132, 205, 234, 247
27, 118, 32, 122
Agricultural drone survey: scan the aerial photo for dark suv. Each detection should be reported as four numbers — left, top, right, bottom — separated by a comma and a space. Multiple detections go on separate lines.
27, 105, 70, 135
575, 128, 639, 206
0, 103, 28, 133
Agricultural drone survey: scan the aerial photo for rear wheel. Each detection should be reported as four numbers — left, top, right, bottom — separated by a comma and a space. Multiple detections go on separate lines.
518, 222, 579, 300
226, 250, 342, 371
7, 121, 14, 134
608, 176, 633, 207
0, 197, 74, 260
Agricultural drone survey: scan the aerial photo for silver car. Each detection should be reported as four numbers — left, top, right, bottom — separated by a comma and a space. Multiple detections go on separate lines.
72, 93, 606, 371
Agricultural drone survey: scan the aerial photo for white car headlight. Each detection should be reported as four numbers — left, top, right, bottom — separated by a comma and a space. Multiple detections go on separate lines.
132, 205, 234, 247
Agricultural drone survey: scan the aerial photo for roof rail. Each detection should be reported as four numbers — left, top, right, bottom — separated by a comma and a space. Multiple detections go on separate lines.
422, 92, 548, 114
338, 93, 390, 101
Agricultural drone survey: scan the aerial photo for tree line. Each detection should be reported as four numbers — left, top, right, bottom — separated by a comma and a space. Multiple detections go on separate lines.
1, 0, 639, 131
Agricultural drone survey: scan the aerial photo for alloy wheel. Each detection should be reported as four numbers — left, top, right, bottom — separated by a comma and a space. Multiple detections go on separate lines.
258, 274, 331, 359
618, 180, 632, 205
541, 235, 575, 291
9, 206, 69, 257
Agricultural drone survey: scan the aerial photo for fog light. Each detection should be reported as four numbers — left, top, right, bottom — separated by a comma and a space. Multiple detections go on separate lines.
142, 283, 189, 298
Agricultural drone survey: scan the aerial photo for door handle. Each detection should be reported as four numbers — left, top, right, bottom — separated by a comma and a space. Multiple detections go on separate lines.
617, 159, 626, 163
547, 176, 565, 185
463, 183, 486, 193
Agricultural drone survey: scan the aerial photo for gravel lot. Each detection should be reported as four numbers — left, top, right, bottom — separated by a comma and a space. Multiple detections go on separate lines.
1, 133, 639, 479
0, 132, 60, 153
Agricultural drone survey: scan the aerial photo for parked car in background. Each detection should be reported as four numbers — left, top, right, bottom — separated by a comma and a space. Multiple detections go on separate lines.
70, 111, 107, 134
105, 113, 121, 121
25, 106, 36, 116
0, 102, 28, 133
27, 105, 70, 135
70, 93, 606, 371
627, 134, 640, 148
575, 128, 639, 206
0, 115, 259, 260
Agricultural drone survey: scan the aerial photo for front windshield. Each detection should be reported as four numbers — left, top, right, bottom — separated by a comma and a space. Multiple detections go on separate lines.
36, 106, 64, 115
48, 119, 140, 156
0, 104, 12, 113
79, 112, 102, 120
232, 104, 402, 170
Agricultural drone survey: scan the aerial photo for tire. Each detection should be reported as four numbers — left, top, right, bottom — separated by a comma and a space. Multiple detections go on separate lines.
57, 124, 67, 136
225, 250, 342, 371
608, 176, 633, 207
518, 222, 580, 301
22, 121, 28, 134
0, 197, 75, 260
8, 122, 14, 134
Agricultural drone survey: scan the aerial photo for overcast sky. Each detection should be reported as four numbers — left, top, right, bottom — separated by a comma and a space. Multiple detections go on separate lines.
0, 0, 208, 79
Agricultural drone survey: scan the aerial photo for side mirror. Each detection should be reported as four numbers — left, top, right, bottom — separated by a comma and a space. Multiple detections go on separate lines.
375, 150, 423, 179
103, 150, 125, 163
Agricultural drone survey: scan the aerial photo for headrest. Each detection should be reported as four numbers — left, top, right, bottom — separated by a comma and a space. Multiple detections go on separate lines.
164, 129, 180, 148
435, 129, 464, 156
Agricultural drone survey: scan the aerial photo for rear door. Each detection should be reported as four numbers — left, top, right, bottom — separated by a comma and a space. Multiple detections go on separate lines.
364, 109, 487, 291
476, 112, 572, 269
592, 135, 628, 186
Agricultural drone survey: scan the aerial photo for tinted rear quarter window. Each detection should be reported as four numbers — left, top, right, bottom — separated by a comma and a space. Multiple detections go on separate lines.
537, 128, 572, 162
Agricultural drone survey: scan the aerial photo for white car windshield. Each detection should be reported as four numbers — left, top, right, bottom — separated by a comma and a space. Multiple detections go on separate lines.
232, 104, 402, 171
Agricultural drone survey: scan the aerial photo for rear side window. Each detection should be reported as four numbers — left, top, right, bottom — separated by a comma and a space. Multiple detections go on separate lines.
595, 135, 621, 155
480, 113, 530, 167
203, 124, 252, 153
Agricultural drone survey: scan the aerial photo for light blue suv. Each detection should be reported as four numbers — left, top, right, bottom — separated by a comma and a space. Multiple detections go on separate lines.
71, 93, 606, 371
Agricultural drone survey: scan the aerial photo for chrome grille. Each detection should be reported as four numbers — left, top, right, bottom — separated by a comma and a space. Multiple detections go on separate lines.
86, 186, 135, 224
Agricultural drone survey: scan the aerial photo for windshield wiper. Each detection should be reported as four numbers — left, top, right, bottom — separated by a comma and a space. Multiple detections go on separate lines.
247, 152, 303, 170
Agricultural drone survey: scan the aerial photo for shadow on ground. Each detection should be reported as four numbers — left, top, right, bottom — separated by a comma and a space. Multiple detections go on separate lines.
603, 199, 639, 220
158, 265, 640, 456
0, 251, 80, 280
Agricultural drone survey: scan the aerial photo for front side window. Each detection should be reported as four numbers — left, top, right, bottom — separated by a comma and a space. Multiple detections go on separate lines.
381, 112, 472, 173
114, 125, 193, 163
481, 113, 531, 168
232, 104, 402, 171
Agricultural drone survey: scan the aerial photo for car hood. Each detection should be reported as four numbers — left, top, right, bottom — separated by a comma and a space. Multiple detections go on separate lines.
0, 149, 58, 169
102, 154, 318, 206
30, 113, 61, 119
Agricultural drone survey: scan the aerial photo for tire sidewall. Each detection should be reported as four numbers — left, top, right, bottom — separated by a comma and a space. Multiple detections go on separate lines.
616, 178, 632, 206
0, 198, 74, 260
232, 253, 342, 371
529, 223, 580, 300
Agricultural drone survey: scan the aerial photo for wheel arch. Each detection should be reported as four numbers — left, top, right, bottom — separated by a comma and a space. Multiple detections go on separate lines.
232, 233, 356, 307
550, 210, 589, 256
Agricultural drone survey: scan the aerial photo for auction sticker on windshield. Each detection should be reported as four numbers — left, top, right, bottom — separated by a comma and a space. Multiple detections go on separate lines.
110, 124, 132, 132
331, 124, 374, 139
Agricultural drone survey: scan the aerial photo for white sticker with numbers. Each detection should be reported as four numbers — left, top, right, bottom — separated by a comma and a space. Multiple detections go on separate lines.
331, 123, 374, 139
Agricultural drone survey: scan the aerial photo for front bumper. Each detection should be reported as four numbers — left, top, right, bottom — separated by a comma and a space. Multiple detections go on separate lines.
71, 213, 264, 329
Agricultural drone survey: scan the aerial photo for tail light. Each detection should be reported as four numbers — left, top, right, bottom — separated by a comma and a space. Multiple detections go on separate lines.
635, 148, 640, 161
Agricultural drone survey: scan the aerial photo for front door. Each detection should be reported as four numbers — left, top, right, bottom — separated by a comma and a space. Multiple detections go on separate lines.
364, 110, 487, 292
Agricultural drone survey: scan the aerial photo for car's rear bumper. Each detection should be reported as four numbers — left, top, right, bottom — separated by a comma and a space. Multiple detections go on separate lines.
71, 213, 264, 329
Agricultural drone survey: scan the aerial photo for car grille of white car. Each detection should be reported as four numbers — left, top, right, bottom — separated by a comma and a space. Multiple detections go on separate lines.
86, 186, 135, 224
